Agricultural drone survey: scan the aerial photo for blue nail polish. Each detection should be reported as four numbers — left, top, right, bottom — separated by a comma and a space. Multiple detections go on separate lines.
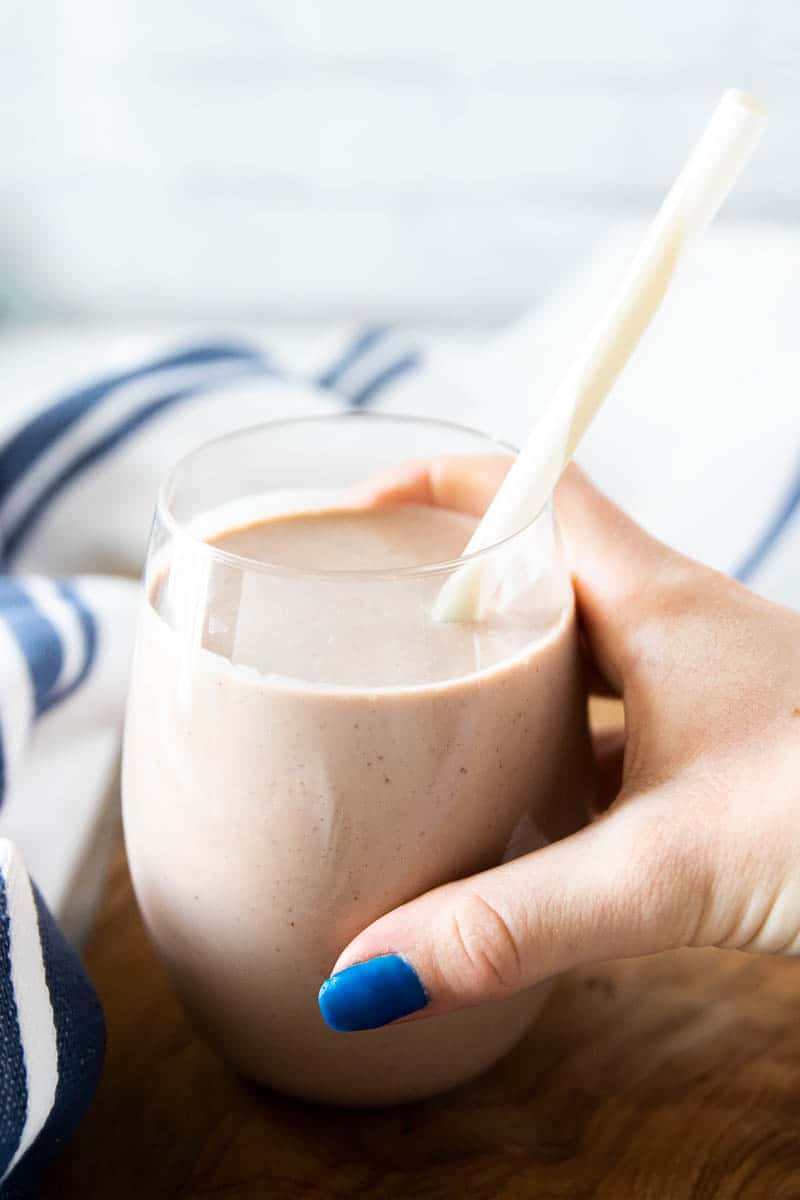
318, 954, 428, 1032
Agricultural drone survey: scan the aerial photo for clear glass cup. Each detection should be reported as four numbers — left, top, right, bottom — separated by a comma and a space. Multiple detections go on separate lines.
122, 413, 593, 1106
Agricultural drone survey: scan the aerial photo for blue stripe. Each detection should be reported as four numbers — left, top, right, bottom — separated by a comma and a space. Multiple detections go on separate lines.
0, 872, 27, 1182
0, 342, 266, 508
315, 325, 390, 391
48, 581, 97, 708
0, 581, 63, 716
734, 463, 800, 584
347, 352, 421, 408
3, 886, 105, 1196
4, 362, 273, 563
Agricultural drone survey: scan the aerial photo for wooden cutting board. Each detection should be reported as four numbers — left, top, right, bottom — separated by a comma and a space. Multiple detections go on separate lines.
45, 702, 800, 1198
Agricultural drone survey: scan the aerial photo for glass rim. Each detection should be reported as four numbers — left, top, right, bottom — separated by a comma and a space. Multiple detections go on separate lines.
156, 411, 551, 582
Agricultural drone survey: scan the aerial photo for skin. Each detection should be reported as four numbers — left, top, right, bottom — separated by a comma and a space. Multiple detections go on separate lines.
332, 457, 800, 1022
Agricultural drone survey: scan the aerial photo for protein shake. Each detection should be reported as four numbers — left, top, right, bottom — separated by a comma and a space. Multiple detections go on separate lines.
123, 498, 593, 1106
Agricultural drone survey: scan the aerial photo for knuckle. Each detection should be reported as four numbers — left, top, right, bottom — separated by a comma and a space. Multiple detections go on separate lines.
611, 804, 710, 950
439, 889, 523, 999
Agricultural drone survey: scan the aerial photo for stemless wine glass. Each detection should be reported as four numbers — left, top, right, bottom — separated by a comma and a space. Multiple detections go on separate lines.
122, 413, 593, 1106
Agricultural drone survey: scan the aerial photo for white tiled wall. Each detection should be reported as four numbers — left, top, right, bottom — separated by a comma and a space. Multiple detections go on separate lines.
0, 1, 797, 321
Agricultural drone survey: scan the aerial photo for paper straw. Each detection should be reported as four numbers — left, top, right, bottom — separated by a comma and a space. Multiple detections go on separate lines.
434, 89, 767, 622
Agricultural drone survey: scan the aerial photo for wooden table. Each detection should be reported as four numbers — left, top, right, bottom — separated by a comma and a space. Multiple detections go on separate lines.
45, 823, 800, 1199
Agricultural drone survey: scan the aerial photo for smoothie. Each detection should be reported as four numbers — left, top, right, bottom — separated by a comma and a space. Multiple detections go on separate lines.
123, 503, 593, 1105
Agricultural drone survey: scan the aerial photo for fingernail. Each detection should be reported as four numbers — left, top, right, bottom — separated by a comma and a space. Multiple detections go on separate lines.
318, 954, 428, 1032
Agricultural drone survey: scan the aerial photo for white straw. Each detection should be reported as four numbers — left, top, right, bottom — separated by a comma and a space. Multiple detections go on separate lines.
434, 89, 767, 622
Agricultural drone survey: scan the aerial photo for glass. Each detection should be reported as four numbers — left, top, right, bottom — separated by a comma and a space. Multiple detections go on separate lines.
122, 413, 593, 1106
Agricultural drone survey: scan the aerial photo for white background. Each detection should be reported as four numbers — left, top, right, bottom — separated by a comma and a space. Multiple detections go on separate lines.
0, 1, 798, 324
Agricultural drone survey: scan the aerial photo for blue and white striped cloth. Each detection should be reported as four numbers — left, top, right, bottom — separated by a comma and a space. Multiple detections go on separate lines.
0, 330, 426, 1195
0, 270, 797, 1187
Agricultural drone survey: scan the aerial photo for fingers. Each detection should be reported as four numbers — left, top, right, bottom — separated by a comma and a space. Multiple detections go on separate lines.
318, 800, 701, 1031
351, 455, 512, 517
554, 463, 696, 692
355, 452, 698, 698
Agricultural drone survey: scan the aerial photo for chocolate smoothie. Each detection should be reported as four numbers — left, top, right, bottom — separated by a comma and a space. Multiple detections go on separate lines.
123, 503, 592, 1105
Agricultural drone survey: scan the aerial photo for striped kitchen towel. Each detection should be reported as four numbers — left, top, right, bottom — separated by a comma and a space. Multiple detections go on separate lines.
0, 313, 796, 1193
0, 845, 105, 1199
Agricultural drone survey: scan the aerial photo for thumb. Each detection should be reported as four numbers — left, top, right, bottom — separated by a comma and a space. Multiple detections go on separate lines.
318, 798, 701, 1031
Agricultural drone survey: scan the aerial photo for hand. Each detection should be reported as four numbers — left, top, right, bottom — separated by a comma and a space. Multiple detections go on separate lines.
318, 458, 800, 1033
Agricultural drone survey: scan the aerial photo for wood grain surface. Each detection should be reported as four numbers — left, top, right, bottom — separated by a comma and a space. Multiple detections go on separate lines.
44, 844, 800, 1199
45, 700, 800, 1199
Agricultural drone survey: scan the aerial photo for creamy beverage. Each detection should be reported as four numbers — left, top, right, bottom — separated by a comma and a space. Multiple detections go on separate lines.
123, 501, 593, 1106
